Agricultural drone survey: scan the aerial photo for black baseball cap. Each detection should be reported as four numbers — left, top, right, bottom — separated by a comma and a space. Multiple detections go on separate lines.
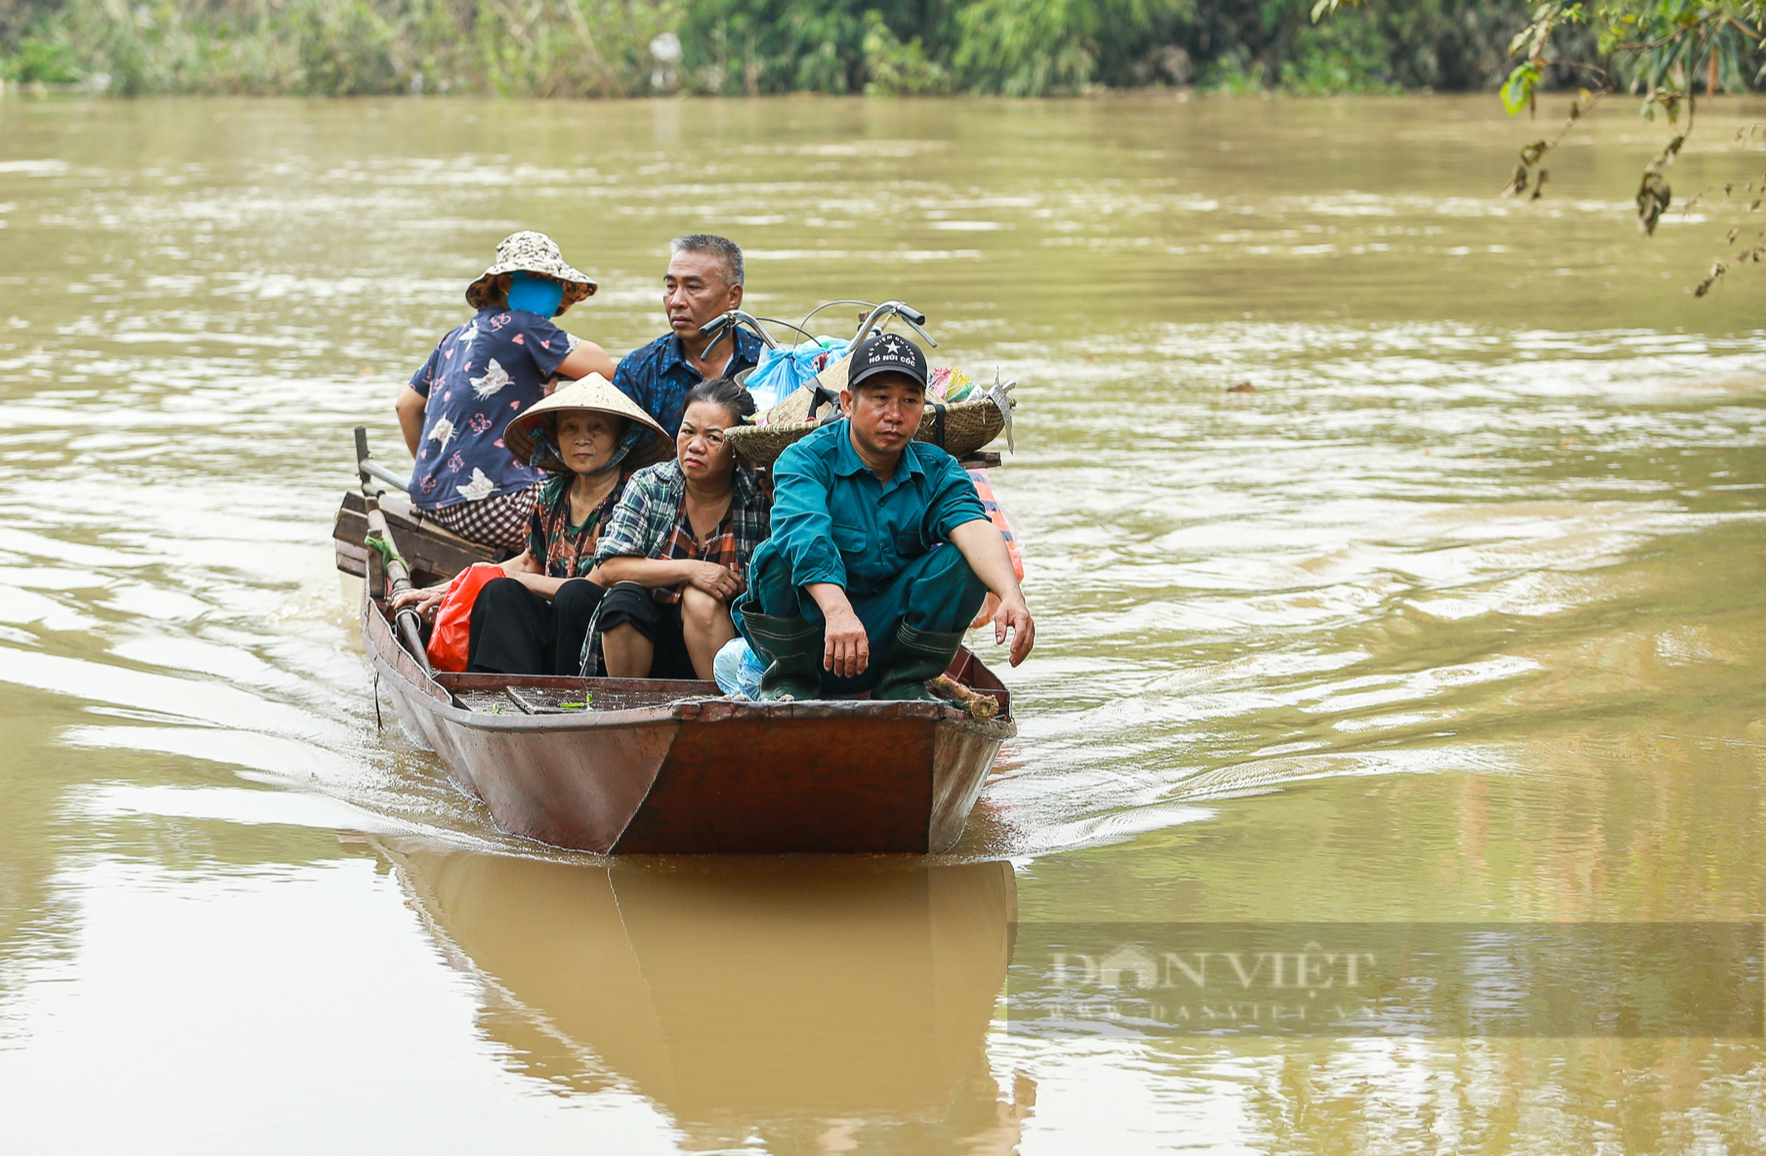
845, 333, 928, 392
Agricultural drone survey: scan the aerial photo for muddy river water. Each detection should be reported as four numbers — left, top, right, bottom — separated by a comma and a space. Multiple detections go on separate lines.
1, 93, 1764, 1153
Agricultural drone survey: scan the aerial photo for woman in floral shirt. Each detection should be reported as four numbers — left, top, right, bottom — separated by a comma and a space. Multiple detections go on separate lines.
394, 231, 618, 550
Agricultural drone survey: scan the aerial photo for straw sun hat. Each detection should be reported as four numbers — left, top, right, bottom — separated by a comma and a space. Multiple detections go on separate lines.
465, 230, 598, 312
503, 374, 672, 473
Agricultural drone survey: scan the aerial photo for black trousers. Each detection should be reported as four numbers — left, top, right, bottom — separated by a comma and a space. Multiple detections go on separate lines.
467, 577, 606, 676
597, 581, 697, 679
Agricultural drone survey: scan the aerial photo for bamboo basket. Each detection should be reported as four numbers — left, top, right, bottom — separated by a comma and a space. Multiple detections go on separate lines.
727, 378, 1015, 467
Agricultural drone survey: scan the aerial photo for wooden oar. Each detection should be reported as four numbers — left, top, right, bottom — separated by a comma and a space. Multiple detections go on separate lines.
354, 425, 434, 677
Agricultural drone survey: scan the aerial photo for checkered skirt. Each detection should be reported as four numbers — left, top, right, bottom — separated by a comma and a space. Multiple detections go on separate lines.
422, 484, 539, 552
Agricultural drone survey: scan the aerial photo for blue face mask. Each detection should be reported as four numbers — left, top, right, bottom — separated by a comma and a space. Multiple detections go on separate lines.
507, 271, 565, 318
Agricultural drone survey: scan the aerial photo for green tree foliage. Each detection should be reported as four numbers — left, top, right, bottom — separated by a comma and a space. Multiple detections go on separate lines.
4, 0, 1760, 99
0, 0, 56, 47
1285, 0, 1551, 92
676, 0, 1544, 95
0, 0, 682, 95
677, 0, 956, 94
293, 1, 401, 96
0, 34, 74, 82
862, 10, 949, 94
950, 0, 1183, 94
1479, 1, 1766, 289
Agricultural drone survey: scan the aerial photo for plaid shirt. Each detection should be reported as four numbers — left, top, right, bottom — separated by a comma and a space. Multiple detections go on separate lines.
652, 503, 742, 605
579, 458, 770, 675
593, 458, 771, 598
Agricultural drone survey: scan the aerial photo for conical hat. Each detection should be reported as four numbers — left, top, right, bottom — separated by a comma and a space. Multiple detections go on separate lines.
503, 374, 672, 473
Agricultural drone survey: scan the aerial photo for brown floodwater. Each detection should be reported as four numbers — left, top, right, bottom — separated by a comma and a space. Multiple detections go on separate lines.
1, 91, 1763, 1153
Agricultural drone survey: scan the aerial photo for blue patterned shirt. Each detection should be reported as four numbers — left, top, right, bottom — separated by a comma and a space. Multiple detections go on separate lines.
612, 328, 763, 437
407, 308, 575, 510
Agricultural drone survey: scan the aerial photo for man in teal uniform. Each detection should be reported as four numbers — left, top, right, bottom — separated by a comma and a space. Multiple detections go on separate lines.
737, 334, 1035, 700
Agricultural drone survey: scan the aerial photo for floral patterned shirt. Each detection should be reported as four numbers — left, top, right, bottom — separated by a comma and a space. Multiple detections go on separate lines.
527, 472, 630, 580
407, 307, 576, 510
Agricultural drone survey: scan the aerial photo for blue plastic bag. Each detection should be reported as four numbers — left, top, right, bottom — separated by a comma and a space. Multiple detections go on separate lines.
713, 637, 766, 698
743, 338, 846, 411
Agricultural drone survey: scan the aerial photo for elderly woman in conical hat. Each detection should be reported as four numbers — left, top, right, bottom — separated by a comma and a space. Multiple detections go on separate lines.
393, 375, 671, 676
394, 230, 619, 552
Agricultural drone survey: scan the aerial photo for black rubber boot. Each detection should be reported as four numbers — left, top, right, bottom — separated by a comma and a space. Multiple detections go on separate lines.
871, 624, 965, 701
742, 612, 824, 702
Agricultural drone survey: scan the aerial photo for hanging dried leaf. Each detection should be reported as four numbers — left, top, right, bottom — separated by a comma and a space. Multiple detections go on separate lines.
1637, 170, 1672, 235
1635, 137, 1685, 237
1693, 260, 1727, 297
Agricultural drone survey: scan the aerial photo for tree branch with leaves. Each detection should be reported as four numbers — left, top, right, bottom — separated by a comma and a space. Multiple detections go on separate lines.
1319, 0, 1766, 293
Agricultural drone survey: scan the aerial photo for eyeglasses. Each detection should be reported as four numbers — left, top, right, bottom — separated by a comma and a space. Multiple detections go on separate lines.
677, 425, 726, 448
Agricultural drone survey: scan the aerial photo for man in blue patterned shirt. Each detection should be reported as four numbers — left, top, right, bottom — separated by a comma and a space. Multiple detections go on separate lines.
612, 234, 764, 436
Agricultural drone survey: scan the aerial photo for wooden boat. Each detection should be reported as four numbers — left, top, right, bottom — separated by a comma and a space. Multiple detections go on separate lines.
335, 488, 1018, 855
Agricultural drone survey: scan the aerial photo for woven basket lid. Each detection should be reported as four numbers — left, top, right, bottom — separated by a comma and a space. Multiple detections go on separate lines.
726, 388, 1015, 467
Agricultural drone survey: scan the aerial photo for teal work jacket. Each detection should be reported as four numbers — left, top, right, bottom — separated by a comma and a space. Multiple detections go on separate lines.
766, 420, 987, 598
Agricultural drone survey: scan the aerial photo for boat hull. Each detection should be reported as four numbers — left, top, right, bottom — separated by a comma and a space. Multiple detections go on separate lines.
362, 590, 1013, 854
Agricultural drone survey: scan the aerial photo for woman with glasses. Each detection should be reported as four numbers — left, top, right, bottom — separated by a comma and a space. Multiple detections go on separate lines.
584, 377, 771, 680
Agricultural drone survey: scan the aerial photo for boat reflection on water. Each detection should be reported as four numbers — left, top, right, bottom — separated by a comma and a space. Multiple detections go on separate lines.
350, 838, 1032, 1151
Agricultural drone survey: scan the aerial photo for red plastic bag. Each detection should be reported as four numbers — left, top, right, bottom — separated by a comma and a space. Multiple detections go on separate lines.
426, 563, 505, 673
